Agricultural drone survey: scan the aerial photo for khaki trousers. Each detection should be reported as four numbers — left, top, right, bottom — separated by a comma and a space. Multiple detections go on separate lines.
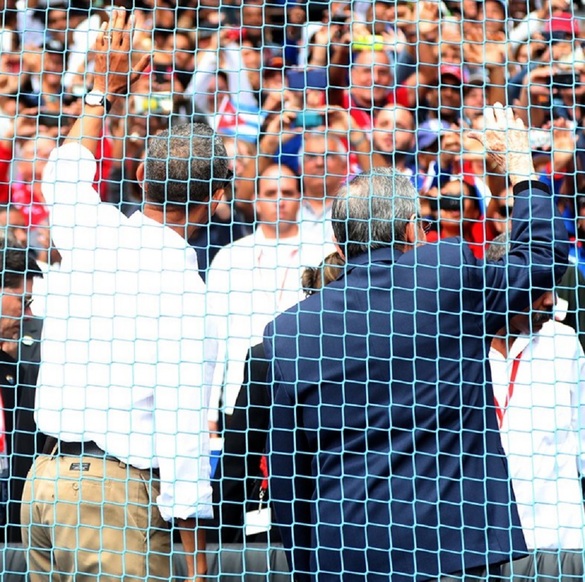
21, 453, 171, 582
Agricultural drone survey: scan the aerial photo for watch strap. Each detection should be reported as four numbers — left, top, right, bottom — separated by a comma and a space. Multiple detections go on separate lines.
85, 92, 113, 113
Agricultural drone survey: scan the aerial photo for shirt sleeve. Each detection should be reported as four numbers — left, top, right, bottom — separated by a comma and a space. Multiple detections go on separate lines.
574, 348, 585, 475
205, 254, 230, 425
477, 181, 569, 335
154, 290, 215, 521
42, 142, 123, 260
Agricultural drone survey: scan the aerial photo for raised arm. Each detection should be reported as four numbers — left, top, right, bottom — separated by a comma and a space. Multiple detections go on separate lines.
64, 9, 150, 155
41, 9, 150, 257
467, 104, 569, 331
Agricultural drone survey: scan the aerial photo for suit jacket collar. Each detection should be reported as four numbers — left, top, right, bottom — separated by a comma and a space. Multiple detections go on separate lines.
346, 246, 404, 271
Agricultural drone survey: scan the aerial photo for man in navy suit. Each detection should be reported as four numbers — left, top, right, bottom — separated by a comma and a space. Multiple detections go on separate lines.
264, 105, 569, 580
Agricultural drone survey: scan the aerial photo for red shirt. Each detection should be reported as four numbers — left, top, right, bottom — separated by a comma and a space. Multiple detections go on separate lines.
10, 135, 113, 227
342, 87, 411, 130
426, 221, 489, 259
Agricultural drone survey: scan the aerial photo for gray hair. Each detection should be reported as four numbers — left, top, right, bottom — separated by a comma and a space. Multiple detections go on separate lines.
485, 232, 509, 262
145, 122, 230, 208
332, 169, 419, 259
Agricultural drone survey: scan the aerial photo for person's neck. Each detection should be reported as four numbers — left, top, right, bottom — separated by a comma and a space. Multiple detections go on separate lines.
438, 224, 459, 238
491, 330, 518, 357
260, 223, 299, 240
304, 195, 331, 214
42, 79, 61, 94
384, 152, 409, 171
462, 223, 476, 241
142, 204, 199, 240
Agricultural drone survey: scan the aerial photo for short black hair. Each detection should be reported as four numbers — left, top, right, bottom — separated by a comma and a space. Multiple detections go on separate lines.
144, 122, 230, 208
0, 232, 42, 289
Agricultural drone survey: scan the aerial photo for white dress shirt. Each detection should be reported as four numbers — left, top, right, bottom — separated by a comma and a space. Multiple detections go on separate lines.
489, 320, 585, 550
206, 229, 332, 419
35, 143, 216, 522
297, 201, 334, 248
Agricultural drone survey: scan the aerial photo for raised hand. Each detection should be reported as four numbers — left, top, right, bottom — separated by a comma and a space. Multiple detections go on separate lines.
468, 103, 536, 185
93, 9, 150, 102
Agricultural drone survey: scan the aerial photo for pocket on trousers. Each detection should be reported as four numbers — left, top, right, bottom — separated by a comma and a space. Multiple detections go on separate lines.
136, 470, 169, 535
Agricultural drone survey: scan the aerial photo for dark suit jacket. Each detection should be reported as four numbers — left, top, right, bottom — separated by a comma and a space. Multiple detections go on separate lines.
212, 342, 281, 544
264, 181, 568, 581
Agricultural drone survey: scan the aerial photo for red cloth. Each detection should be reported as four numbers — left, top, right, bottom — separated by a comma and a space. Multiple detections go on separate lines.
0, 143, 11, 205
10, 135, 112, 225
95, 136, 113, 202
10, 182, 49, 227
341, 87, 411, 130
427, 220, 492, 260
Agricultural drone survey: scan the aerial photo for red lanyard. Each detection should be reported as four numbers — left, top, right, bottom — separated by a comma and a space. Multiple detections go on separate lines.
256, 247, 299, 307
494, 350, 524, 428
259, 455, 269, 491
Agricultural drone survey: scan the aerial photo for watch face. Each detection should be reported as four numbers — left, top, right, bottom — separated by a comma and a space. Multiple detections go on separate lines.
86, 93, 104, 106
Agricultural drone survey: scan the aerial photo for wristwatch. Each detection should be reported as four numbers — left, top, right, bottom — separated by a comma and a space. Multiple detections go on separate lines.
84, 90, 112, 113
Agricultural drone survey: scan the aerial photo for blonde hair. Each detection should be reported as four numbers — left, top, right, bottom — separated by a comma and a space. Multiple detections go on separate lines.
302, 251, 345, 296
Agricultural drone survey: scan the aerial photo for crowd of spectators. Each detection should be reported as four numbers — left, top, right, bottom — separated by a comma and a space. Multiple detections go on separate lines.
0, 0, 584, 569
0, 0, 583, 260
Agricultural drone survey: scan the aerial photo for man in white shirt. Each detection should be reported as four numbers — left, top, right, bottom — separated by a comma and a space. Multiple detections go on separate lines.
298, 132, 348, 246
207, 164, 331, 430
20, 10, 230, 581
487, 237, 585, 578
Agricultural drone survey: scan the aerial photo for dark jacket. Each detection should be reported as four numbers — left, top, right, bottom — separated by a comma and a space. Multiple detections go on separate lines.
6, 317, 46, 543
213, 343, 280, 544
264, 181, 568, 581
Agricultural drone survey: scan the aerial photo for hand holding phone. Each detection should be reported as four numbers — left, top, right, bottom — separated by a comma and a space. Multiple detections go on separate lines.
551, 71, 576, 91
293, 110, 325, 129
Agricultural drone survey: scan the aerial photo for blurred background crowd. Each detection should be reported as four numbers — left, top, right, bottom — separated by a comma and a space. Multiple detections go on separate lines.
1, 0, 585, 271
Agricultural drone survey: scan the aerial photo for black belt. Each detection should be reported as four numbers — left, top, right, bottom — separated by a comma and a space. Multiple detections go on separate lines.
56, 440, 160, 478
58, 440, 120, 462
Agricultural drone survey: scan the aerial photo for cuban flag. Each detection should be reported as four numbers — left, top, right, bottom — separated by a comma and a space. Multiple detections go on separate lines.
212, 97, 265, 143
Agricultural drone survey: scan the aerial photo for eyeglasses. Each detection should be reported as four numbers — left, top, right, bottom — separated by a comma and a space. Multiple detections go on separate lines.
415, 214, 432, 234
419, 219, 433, 234
24, 297, 34, 311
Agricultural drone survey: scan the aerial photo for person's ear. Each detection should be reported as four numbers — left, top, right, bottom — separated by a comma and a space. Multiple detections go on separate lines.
136, 162, 145, 191
405, 214, 418, 246
332, 232, 345, 260
209, 187, 225, 216
212, 187, 225, 202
